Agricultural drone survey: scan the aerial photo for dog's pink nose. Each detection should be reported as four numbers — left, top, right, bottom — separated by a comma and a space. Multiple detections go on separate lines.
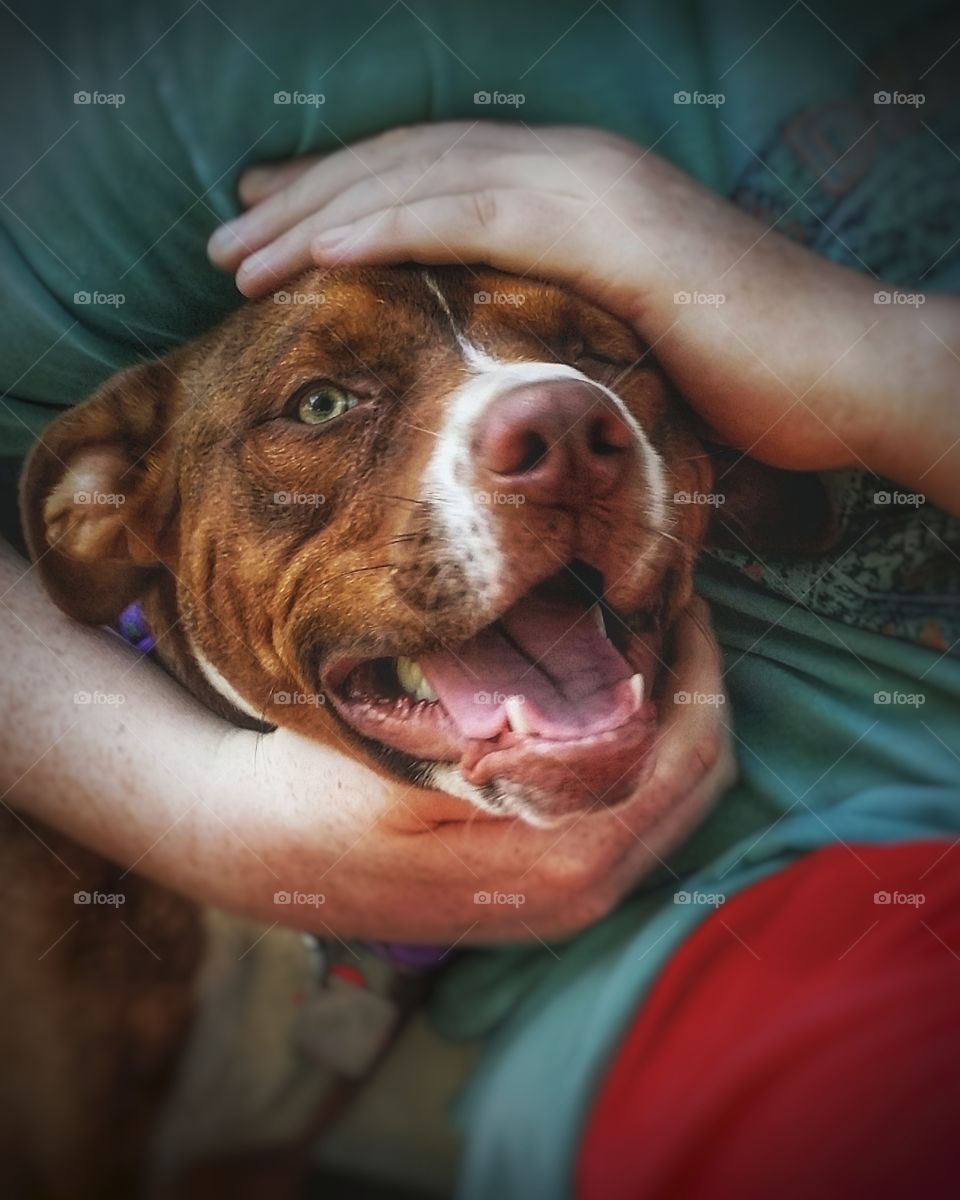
472, 379, 634, 505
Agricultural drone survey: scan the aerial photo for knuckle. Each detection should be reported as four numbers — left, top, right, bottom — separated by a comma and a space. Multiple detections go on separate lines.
583, 143, 629, 178
374, 205, 406, 240
693, 727, 724, 778
270, 178, 310, 223
470, 188, 502, 233
593, 129, 635, 156
373, 124, 415, 150
542, 848, 610, 897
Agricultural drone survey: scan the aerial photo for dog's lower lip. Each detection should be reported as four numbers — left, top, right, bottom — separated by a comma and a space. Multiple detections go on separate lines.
324, 637, 657, 807
322, 571, 661, 802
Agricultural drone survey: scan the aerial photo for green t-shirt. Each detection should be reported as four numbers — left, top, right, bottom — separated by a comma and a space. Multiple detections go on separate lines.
2, 3, 958, 1198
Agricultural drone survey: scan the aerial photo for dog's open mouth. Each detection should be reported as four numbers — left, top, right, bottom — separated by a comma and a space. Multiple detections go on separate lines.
324, 562, 659, 812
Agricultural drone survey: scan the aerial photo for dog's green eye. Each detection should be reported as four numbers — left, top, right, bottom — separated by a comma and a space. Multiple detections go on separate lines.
296, 385, 357, 425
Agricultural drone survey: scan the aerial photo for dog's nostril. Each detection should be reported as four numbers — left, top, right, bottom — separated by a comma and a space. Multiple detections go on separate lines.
588, 409, 633, 456
473, 380, 636, 502
512, 432, 549, 474
588, 418, 622, 456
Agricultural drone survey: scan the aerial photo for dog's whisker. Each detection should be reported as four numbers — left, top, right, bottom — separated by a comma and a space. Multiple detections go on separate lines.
313, 562, 397, 586
395, 419, 441, 441
371, 493, 430, 508
635, 520, 699, 551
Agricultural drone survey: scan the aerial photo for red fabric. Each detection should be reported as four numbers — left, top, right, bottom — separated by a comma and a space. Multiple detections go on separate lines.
578, 841, 960, 1200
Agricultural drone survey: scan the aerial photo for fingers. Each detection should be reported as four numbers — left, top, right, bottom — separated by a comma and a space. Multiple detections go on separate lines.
211, 121, 511, 271
237, 155, 325, 207
234, 189, 590, 296
208, 123, 659, 316
235, 148, 583, 278
546, 599, 733, 916
440, 599, 733, 940
258, 599, 731, 943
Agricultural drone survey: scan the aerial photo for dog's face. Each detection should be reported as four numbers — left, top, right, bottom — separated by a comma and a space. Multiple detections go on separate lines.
22, 266, 828, 824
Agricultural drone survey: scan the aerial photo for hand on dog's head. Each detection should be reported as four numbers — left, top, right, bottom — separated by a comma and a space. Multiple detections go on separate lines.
21, 266, 833, 823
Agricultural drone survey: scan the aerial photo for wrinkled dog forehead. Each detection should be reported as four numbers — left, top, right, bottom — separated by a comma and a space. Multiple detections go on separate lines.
177, 263, 650, 428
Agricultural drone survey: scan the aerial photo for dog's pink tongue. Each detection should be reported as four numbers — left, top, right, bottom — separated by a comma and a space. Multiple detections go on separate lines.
419, 589, 636, 740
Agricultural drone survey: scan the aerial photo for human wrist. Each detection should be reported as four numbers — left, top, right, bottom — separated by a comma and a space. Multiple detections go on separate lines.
852, 295, 960, 512
629, 212, 907, 472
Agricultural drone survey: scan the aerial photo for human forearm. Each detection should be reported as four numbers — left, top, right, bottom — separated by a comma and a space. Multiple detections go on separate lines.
3, 537, 731, 940
1, 536, 240, 899
218, 124, 960, 517
634, 202, 960, 514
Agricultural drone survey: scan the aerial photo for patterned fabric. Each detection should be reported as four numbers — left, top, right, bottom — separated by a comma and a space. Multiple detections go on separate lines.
708, 5, 960, 652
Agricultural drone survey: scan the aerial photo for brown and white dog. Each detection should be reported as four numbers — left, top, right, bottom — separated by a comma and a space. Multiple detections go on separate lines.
6, 265, 830, 1197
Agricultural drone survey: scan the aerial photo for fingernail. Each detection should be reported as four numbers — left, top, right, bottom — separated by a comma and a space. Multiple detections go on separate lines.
236, 252, 274, 282
208, 222, 245, 257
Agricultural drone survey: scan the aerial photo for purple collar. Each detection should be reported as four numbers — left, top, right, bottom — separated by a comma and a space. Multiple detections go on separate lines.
115, 601, 156, 654
365, 941, 452, 970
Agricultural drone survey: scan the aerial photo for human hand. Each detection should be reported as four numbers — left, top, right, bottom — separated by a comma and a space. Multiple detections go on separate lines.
209, 122, 687, 322
1, 538, 731, 944
202, 601, 734, 944
209, 122, 960, 514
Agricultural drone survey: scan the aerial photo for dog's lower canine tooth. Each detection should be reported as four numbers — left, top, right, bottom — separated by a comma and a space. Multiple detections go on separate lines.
628, 672, 645, 709
395, 656, 438, 702
590, 604, 607, 637
504, 695, 530, 734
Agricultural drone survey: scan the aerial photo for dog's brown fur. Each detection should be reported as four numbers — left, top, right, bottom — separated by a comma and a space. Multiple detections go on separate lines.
6, 266, 833, 1197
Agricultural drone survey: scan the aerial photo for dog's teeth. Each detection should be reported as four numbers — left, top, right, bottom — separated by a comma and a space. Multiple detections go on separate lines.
628, 672, 645, 709
590, 604, 607, 637
395, 656, 438, 702
504, 696, 530, 735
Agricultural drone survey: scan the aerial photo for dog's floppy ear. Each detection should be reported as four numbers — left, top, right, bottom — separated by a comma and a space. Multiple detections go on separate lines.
19, 358, 183, 624
703, 446, 838, 559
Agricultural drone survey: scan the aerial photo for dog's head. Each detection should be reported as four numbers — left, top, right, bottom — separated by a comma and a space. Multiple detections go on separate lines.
21, 266, 831, 824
